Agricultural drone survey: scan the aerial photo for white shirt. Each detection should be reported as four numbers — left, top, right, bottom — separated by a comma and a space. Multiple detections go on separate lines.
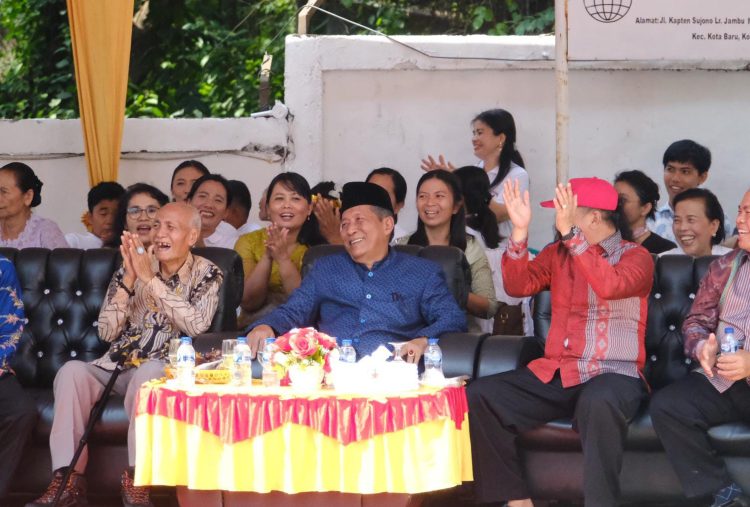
391, 222, 410, 245
485, 162, 529, 241
204, 221, 240, 249
65, 231, 103, 249
468, 226, 534, 337
659, 244, 733, 258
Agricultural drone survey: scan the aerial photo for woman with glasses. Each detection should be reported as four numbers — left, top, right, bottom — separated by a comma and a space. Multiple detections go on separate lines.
0, 162, 68, 248
109, 184, 170, 248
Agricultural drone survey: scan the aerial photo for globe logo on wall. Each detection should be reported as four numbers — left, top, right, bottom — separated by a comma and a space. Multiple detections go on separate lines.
583, 0, 632, 23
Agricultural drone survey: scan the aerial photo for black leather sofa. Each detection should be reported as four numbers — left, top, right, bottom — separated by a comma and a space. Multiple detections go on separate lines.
2, 247, 243, 500
445, 254, 750, 505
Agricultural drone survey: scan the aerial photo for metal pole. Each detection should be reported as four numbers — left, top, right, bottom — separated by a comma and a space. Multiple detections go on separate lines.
555, 0, 569, 184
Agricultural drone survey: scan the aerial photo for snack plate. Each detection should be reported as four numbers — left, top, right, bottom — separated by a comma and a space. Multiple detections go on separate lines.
164, 367, 232, 384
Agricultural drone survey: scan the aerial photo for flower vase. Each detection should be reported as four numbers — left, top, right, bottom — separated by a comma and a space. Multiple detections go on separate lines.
288, 363, 324, 391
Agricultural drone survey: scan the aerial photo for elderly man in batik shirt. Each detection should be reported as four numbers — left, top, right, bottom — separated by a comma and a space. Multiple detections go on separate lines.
28, 203, 223, 507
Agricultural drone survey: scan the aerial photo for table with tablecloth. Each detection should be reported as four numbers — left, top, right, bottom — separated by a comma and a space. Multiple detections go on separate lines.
134, 380, 472, 495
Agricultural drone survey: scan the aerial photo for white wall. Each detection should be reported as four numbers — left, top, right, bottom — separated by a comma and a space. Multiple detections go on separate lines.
0, 117, 289, 234
284, 35, 750, 248
2, 35, 748, 247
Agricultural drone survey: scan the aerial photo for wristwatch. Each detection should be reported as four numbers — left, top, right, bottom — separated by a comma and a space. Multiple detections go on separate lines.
561, 226, 580, 241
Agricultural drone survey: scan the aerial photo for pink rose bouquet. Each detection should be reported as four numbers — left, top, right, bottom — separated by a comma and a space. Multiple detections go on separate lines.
270, 328, 338, 385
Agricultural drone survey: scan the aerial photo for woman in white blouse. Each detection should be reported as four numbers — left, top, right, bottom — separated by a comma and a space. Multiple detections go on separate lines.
421, 108, 529, 242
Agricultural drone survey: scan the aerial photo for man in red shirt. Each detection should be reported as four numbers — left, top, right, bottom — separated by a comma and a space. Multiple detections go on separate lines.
467, 177, 654, 507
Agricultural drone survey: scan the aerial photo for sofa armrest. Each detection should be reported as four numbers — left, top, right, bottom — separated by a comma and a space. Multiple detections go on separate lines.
476, 335, 544, 378
439, 332, 487, 379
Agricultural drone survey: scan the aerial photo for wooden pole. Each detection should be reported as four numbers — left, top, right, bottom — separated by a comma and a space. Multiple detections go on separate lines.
298, 0, 326, 35
555, 0, 569, 184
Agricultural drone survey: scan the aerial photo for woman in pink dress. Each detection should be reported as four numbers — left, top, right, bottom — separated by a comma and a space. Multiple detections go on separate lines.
0, 162, 67, 249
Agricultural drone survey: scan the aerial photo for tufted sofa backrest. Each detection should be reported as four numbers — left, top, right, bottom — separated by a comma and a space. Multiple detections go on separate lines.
301, 244, 471, 309
531, 254, 718, 389
3, 247, 243, 389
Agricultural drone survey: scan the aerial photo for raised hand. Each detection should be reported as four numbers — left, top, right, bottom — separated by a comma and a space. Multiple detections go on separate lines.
420, 154, 456, 172
119, 233, 137, 290
698, 333, 719, 377
265, 224, 291, 262
553, 182, 577, 237
502, 179, 531, 240
123, 231, 154, 284
313, 197, 343, 245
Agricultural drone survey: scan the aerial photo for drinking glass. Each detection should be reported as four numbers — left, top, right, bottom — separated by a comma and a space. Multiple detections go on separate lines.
389, 341, 405, 362
168, 338, 181, 367
222, 339, 238, 370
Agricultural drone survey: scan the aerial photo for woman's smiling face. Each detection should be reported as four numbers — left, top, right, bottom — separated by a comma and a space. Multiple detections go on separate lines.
673, 197, 719, 258
417, 177, 459, 229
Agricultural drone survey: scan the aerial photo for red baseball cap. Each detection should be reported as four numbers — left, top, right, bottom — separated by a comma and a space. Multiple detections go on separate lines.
540, 177, 618, 211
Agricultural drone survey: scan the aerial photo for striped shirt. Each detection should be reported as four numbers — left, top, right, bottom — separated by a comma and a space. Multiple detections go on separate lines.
503, 230, 654, 387
683, 249, 750, 392
92, 253, 223, 371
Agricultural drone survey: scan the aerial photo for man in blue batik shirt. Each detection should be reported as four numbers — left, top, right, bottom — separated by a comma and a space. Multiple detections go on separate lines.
0, 255, 36, 500
245, 181, 466, 363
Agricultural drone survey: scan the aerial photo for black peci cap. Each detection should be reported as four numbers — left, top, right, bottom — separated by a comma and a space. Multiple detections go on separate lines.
340, 182, 394, 214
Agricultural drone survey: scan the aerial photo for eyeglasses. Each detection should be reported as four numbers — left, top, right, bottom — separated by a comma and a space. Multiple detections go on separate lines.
126, 206, 159, 219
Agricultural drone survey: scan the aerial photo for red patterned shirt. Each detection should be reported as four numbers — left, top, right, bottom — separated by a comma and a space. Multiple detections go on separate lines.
683, 249, 750, 392
502, 230, 653, 387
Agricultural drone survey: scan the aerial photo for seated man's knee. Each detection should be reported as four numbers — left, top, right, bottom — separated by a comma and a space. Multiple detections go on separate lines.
53, 360, 91, 391
649, 385, 687, 422
467, 373, 506, 404
576, 380, 638, 420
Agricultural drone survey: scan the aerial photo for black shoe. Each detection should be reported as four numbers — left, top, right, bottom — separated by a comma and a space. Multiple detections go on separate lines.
25, 468, 87, 507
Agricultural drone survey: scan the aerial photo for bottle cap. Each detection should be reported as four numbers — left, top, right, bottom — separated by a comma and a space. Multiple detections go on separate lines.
237, 337, 247, 344
265, 337, 275, 344
341, 339, 353, 346
180, 336, 191, 343
428, 338, 439, 345
725, 327, 735, 335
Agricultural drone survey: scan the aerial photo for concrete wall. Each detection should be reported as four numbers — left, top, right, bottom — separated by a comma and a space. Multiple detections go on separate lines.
2, 35, 748, 247
0, 117, 289, 234
284, 35, 750, 248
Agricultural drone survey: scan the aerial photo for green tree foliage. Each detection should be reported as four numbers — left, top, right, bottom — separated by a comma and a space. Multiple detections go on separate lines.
0, 0, 553, 119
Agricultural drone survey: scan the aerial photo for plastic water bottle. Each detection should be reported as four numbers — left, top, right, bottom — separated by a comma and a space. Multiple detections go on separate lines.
721, 327, 739, 354
261, 338, 279, 387
340, 339, 357, 364
424, 338, 444, 379
233, 337, 253, 386
176, 336, 195, 387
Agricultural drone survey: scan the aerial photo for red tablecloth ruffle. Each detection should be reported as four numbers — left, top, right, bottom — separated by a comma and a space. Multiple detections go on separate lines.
137, 385, 468, 446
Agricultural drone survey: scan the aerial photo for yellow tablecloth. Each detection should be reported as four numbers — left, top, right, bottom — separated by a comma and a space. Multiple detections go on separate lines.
134, 380, 472, 494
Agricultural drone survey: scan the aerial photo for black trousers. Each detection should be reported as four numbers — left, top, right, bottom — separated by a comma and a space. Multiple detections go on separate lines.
650, 372, 750, 498
467, 368, 645, 507
0, 373, 37, 497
